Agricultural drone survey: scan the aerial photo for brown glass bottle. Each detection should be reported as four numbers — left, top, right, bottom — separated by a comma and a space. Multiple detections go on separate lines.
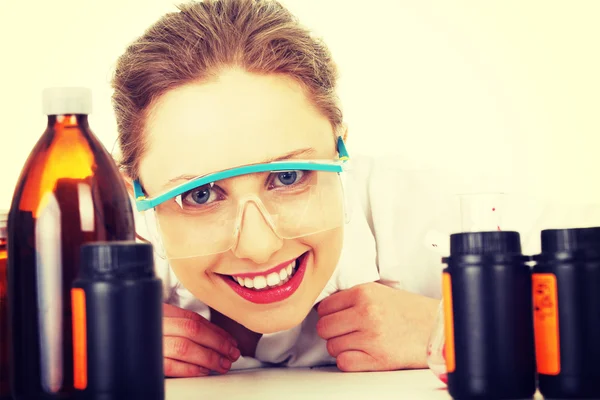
0, 211, 8, 400
7, 88, 135, 400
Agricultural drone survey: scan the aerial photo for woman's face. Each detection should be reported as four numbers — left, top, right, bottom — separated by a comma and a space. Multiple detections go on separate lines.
138, 68, 344, 333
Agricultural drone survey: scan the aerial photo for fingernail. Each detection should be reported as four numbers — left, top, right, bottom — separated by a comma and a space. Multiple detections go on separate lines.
229, 338, 238, 347
220, 357, 232, 370
229, 347, 240, 361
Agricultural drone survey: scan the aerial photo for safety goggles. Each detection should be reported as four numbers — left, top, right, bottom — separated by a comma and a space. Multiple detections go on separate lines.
133, 137, 351, 259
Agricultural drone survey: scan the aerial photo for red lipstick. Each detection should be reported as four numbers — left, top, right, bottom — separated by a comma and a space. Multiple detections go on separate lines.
222, 252, 308, 304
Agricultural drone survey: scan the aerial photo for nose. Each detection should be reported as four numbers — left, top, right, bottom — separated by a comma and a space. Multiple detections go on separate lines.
232, 200, 283, 264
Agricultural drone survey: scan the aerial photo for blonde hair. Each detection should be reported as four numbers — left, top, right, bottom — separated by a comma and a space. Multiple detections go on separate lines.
111, 0, 342, 178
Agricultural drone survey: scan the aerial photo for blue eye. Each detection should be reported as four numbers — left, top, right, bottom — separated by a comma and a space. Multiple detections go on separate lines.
180, 184, 219, 207
191, 188, 211, 204
274, 170, 303, 186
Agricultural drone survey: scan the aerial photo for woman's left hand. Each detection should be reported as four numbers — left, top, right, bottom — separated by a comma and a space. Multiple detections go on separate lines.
316, 282, 439, 372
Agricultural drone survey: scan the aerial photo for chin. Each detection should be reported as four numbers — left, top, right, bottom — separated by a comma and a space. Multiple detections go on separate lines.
240, 307, 311, 334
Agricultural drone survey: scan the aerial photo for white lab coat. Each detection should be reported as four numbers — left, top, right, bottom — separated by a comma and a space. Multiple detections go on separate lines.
134, 154, 600, 370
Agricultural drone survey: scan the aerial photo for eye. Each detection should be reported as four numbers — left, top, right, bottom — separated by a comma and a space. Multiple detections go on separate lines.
179, 184, 219, 207
272, 170, 304, 187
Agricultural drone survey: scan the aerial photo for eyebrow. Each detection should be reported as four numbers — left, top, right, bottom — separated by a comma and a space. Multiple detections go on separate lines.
162, 147, 317, 188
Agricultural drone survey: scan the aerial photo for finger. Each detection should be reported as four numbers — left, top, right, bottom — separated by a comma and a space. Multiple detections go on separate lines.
164, 358, 210, 378
336, 350, 378, 372
164, 317, 240, 361
201, 320, 238, 347
316, 308, 361, 340
325, 331, 365, 357
164, 336, 233, 374
163, 303, 204, 321
317, 289, 357, 317
163, 304, 237, 346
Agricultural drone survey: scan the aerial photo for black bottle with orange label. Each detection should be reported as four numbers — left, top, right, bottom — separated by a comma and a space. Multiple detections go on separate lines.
442, 231, 536, 400
532, 227, 600, 399
72, 241, 163, 400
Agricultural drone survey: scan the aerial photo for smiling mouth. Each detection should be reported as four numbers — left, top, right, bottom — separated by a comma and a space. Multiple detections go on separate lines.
228, 258, 299, 290
219, 252, 309, 304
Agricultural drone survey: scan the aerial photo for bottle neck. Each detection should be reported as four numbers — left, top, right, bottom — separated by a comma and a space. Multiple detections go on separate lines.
47, 114, 90, 130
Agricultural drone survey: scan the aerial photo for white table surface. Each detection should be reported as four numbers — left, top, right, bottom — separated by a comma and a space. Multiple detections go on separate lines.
166, 367, 544, 400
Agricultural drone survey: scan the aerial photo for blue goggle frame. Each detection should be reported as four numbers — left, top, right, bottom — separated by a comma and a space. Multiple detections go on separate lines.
133, 136, 350, 212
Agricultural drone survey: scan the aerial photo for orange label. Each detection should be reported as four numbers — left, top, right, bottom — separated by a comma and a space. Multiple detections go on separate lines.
71, 288, 88, 389
532, 273, 560, 375
442, 273, 456, 373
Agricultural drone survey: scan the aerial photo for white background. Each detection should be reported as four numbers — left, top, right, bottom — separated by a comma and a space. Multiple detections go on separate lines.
0, 0, 599, 220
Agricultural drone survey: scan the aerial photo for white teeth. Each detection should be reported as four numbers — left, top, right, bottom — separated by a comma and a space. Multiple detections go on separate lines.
266, 272, 281, 287
253, 276, 267, 290
231, 255, 303, 290
279, 268, 288, 280
277, 276, 290, 286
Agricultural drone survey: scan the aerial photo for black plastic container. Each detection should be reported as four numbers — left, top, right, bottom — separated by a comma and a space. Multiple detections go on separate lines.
442, 231, 536, 400
532, 227, 600, 399
72, 241, 164, 400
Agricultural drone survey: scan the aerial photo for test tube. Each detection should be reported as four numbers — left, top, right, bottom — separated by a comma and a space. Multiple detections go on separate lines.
427, 192, 507, 385
459, 192, 505, 232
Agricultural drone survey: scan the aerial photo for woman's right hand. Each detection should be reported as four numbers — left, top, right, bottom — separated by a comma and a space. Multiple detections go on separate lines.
162, 303, 241, 377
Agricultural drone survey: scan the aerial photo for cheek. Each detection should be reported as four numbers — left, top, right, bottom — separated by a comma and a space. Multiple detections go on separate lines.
306, 226, 344, 280
168, 257, 217, 298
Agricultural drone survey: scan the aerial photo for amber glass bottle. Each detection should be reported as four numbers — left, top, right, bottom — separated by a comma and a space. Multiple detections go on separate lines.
7, 87, 135, 400
0, 211, 8, 400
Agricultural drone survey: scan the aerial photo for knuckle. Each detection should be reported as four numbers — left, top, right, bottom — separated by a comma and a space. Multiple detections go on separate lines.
353, 285, 371, 305
186, 311, 204, 322
370, 329, 384, 342
356, 306, 368, 319
188, 364, 210, 377
163, 359, 176, 376
315, 318, 326, 336
182, 318, 203, 338
379, 353, 392, 368
316, 301, 327, 317
219, 338, 232, 355
364, 302, 379, 317
171, 337, 191, 358
163, 358, 210, 377
208, 350, 222, 369
356, 303, 375, 320
162, 304, 173, 317
326, 340, 337, 357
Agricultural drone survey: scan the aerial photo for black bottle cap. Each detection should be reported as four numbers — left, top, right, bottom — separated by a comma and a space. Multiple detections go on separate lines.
80, 241, 154, 279
450, 231, 522, 256
541, 227, 600, 253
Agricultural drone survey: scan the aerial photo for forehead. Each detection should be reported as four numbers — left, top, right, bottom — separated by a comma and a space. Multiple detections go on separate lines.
139, 68, 334, 193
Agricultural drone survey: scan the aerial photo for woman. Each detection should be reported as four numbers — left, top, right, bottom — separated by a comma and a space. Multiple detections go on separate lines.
111, 0, 444, 377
